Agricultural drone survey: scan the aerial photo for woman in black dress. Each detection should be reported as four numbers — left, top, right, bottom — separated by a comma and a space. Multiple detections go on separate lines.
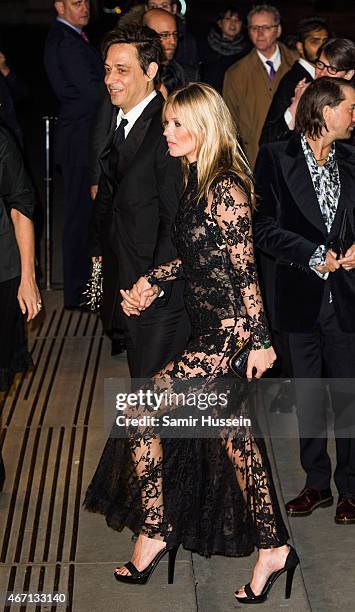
0, 122, 41, 490
84, 83, 299, 604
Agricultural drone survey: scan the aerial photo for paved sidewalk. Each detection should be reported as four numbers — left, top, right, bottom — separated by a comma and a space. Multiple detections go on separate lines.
0, 291, 353, 611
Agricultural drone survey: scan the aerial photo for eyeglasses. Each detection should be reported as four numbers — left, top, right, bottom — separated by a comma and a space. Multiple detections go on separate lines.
159, 31, 179, 40
315, 59, 344, 75
248, 24, 279, 33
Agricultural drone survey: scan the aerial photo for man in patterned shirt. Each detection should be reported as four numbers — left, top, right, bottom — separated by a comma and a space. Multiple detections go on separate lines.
254, 77, 355, 524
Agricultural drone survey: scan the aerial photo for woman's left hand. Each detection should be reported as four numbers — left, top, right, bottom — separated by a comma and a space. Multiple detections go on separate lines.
18, 275, 42, 321
246, 346, 276, 380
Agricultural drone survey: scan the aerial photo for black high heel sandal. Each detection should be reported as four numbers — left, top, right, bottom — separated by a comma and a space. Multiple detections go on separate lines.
114, 544, 179, 585
234, 545, 300, 604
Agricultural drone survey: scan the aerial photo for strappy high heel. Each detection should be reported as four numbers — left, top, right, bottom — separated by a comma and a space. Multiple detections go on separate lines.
114, 544, 179, 585
234, 545, 300, 604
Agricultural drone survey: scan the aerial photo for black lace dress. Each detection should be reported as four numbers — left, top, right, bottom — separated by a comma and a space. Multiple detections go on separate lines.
84, 164, 289, 556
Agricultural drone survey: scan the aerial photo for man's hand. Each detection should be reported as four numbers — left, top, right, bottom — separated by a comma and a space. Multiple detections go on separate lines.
0, 51, 10, 77
120, 276, 160, 317
315, 249, 340, 273
90, 185, 98, 200
338, 244, 355, 271
293, 77, 310, 101
120, 288, 141, 317
286, 78, 310, 130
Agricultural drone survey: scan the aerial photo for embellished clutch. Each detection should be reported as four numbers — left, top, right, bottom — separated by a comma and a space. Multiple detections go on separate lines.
227, 337, 251, 378
82, 259, 103, 313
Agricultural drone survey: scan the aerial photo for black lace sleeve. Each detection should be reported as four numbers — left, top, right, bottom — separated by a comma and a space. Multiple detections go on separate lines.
211, 176, 271, 350
146, 258, 184, 286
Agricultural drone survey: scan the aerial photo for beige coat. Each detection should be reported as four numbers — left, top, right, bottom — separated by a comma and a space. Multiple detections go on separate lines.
223, 43, 297, 168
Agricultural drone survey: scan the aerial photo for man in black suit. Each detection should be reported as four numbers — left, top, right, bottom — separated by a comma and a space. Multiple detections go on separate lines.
90, 25, 189, 378
260, 17, 329, 145
44, 0, 105, 308
89, 8, 198, 199
254, 77, 355, 524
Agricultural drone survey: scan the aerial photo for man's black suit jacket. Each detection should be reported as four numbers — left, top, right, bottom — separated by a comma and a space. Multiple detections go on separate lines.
254, 135, 355, 333
44, 20, 104, 167
260, 62, 313, 146
89, 93, 184, 337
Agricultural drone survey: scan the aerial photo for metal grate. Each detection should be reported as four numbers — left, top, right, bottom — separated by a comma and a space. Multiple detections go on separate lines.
0, 292, 129, 611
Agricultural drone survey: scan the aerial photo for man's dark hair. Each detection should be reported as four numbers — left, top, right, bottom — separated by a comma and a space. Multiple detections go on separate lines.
318, 38, 355, 71
297, 16, 330, 44
295, 76, 354, 139
102, 24, 162, 73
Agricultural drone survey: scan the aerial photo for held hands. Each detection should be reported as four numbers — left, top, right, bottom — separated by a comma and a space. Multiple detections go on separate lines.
246, 345, 276, 380
18, 275, 42, 321
120, 276, 160, 317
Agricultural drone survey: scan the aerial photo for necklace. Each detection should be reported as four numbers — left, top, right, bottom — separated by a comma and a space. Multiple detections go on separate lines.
315, 155, 328, 162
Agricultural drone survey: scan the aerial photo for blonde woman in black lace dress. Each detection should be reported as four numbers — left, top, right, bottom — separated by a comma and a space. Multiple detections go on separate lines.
84, 83, 299, 604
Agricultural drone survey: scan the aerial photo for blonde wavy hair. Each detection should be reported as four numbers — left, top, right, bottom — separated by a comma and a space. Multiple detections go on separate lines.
163, 82, 256, 208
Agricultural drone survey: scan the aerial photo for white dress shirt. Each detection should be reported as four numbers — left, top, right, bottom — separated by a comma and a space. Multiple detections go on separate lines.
298, 58, 316, 79
256, 45, 281, 77
56, 17, 82, 35
116, 90, 157, 137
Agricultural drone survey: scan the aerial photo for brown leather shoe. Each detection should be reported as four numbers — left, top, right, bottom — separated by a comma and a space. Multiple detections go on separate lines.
286, 487, 333, 516
335, 495, 355, 524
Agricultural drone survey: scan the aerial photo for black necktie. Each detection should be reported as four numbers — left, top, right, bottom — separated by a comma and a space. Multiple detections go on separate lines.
110, 118, 128, 181
113, 117, 128, 150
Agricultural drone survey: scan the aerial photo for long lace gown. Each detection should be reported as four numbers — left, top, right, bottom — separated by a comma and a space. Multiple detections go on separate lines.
84, 164, 289, 556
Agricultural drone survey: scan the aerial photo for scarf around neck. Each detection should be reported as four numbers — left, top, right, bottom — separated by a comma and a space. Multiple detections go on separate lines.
207, 26, 246, 56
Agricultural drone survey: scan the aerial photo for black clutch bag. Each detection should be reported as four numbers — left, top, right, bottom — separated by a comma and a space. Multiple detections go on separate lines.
227, 337, 251, 378
332, 209, 354, 257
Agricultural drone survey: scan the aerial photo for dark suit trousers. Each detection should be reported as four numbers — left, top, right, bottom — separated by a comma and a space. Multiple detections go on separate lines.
61, 164, 92, 307
125, 304, 190, 379
288, 285, 355, 495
